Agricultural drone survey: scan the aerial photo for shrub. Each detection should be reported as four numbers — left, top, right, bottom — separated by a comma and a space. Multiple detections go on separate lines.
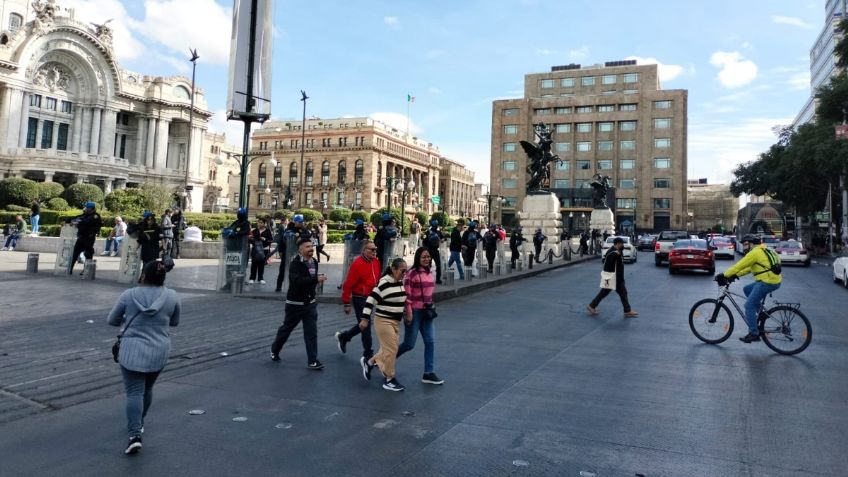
46, 198, 70, 211
0, 178, 39, 208
138, 183, 178, 214
414, 211, 429, 227
327, 231, 347, 243
5, 204, 29, 212
430, 211, 454, 228
328, 208, 351, 223
37, 182, 65, 201
104, 188, 146, 215
183, 212, 235, 231
350, 210, 369, 223
202, 229, 222, 241
63, 183, 104, 208
273, 209, 293, 220
294, 208, 323, 223
369, 207, 411, 234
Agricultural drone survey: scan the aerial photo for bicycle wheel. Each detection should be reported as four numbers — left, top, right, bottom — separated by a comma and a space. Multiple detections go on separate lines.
689, 298, 734, 344
759, 305, 812, 355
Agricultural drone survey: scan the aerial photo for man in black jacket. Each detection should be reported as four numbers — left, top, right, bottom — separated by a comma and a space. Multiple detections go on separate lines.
424, 219, 444, 284
447, 219, 465, 280
587, 237, 638, 317
65, 201, 103, 275
482, 224, 500, 273
270, 238, 328, 369
509, 226, 526, 269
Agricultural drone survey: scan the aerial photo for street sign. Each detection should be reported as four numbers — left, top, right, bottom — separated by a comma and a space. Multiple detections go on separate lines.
431, 195, 440, 205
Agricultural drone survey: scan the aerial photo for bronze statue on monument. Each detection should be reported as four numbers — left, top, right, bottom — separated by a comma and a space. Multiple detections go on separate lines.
520, 123, 562, 194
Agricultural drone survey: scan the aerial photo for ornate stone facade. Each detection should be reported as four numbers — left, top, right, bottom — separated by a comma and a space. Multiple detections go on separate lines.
0, 1, 211, 210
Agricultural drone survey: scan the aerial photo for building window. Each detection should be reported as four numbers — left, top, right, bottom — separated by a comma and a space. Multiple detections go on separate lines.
576, 142, 591, 152
338, 137, 348, 147
576, 160, 591, 170
336, 190, 345, 205
561, 78, 575, 87
321, 160, 330, 186
620, 121, 637, 131
602, 74, 617, 85
258, 163, 267, 187
654, 118, 671, 129
654, 198, 671, 209
503, 125, 518, 134
305, 161, 314, 186
619, 179, 635, 189
534, 108, 552, 115
597, 141, 613, 151
553, 179, 569, 188
337, 161, 347, 185
556, 160, 570, 171
305, 192, 313, 205
598, 122, 614, 132
290, 139, 299, 148
258, 193, 265, 206
654, 100, 672, 109
354, 159, 364, 186
617, 198, 637, 209
320, 192, 329, 207
26, 118, 37, 148
274, 163, 282, 186
597, 160, 613, 169
555, 142, 571, 152
654, 158, 671, 169
555, 123, 571, 133
619, 103, 637, 112
581, 76, 595, 86
575, 179, 590, 189
654, 138, 671, 148
289, 163, 299, 186
377, 161, 382, 183
576, 123, 592, 133
503, 142, 517, 152
602, 90, 616, 95
43, 97, 56, 110
654, 178, 671, 188
620, 159, 635, 170
9, 13, 23, 31
540, 79, 554, 89
40, 120, 54, 149
504, 197, 518, 207
355, 191, 362, 207
598, 105, 615, 112
502, 178, 517, 189
623, 89, 638, 94
322, 138, 331, 147
620, 140, 636, 150
57, 123, 69, 151
623, 73, 639, 83
576, 106, 593, 113
555, 107, 572, 114
503, 108, 519, 116
502, 160, 517, 171
118, 134, 126, 158
30, 94, 42, 107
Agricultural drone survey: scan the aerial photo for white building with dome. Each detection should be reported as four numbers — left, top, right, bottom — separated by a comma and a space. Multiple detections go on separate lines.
0, 0, 211, 210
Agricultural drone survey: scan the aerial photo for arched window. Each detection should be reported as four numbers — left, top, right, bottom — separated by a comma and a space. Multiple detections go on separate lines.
337, 160, 346, 185
305, 161, 314, 186
8, 13, 23, 32
273, 163, 282, 186
321, 160, 330, 186
258, 163, 267, 187
289, 162, 298, 187
354, 159, 364, 186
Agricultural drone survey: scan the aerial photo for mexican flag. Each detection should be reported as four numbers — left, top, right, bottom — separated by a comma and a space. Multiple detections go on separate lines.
407, 94, 415, 103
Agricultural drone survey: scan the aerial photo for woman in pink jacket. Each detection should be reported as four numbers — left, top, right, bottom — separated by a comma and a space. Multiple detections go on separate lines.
396, 247, 444, 385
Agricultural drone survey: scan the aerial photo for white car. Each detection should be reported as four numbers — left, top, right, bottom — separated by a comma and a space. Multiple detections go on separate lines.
774, 240, 810, 266
709, 236, 736, 259
601, 236, 636, 263
833, 257, 848, 288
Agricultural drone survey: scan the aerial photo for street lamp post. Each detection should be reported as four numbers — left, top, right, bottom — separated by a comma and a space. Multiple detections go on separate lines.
385, 176, 396, 211
216, 152, 277, 211
486, 193, 506, 225
183, 48, 199, 211
299, 90, 308, 208
396, 179, 415, 234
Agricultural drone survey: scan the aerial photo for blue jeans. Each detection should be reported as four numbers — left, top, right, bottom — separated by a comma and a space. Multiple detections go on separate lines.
448, 251, 464, 279
105, 236, 124, 253
30, 214, 39, 234
4, 234, 19, 248
120, 367, 161, 438
743, 281, 781, 335
396, 309, 436, 373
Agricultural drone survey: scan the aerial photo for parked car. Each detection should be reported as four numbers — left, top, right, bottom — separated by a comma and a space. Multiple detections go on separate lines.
709, 236, 736, 259
636, 234, 656, 251
774, 240, 810, 266
601, 236, 637, 263
834, 256, 848, 288
668, 239, 715, 275
655, 230, 690, 266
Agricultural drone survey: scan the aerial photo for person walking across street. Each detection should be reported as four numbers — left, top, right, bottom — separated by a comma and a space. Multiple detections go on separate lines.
64, 202, 103, 275
447, 219, 465, 280
30, 199, 40, 236
424, 219, 445, 284
248, 218, 274, 284
533, 228, 547, 263
336, 239, 381, 360
316, 219, 330, 262
587, 237, 638, 317
482, 224, 500, 273
275, 215, 311, 292
509, 226, 526, 269
396, 247, 443, 385
358, 257, 410, 391
270, 238, 327, 369
409, 218, 421, 253
107, 260, 181, 455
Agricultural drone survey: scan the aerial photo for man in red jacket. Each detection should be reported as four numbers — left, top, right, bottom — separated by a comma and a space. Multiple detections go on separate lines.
336, 240, 381, 360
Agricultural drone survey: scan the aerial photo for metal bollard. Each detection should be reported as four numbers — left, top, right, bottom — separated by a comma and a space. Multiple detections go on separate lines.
464, 266, 473, 282
82, 259, 96, 280
494, 263, 502, 276
26, 253, 39, 273
506, 262, 513, 274
517, 259, 524, 271
478, 266, 488, 280
528, 253, 534, 269
548, 250, 554, 264
444, 269, 455, 286
230, 272, 245, 295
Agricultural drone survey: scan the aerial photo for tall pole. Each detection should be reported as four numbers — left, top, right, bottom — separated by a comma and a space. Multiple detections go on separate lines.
299, 90, 308, 209
238, 0, 259, 210
184, 48, 199, 211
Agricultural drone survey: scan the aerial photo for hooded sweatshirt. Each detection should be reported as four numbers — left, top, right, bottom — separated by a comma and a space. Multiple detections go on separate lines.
108, 286, 181, 372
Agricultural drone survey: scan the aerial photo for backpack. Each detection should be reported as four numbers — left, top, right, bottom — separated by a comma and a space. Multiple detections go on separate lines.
754, 248, 782, 276
426, 229, 441, 249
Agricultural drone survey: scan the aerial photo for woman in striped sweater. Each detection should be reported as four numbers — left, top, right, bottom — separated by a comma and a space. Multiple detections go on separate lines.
359, 257, 410, 391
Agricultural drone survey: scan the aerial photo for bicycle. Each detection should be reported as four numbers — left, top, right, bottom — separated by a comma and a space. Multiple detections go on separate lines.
688, 277, 812, 355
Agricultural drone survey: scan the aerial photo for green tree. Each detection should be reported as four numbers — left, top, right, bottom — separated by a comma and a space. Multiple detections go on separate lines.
294, 208, 324, 223
138, 183, 176, 214
0, 178, 39, 208
104, 188, 147, 215
429, 211, 454, 228
63, 183, 105, 208
835, 18, 848, 69
414, 211, 429, 227
37, 182, 65, 201
328, 207, 352, 223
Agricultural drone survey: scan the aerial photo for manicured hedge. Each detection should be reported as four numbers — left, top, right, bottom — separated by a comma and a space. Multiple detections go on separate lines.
37, 182, 65, 201
63, 183, 104, 208
46, 198, 70, 210
0, 178, 39, 208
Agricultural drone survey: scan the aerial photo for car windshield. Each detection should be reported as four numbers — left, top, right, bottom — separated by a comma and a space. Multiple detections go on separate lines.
777, 241, 801, 249
659, 231, 689, 240
712, 238, 731, 244
604, 236, 630, 244
673, 239, 707, 249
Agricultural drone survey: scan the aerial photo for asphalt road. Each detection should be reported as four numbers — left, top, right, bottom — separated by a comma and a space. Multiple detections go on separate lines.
0, 249, 846, 476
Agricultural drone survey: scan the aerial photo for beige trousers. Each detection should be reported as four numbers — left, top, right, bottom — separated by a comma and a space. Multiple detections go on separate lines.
373, 317, 400, 379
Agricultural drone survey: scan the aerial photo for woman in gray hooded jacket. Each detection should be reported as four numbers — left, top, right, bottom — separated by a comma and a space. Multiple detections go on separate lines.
108, 260, 181, 455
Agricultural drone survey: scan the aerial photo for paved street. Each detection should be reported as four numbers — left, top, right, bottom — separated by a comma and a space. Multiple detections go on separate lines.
1, 249, 846, 476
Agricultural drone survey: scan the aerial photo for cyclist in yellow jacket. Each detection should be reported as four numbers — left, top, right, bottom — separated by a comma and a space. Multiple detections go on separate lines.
715, 234, 782, 343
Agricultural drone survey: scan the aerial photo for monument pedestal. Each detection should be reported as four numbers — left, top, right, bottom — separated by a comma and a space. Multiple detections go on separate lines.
518, 192, 562, 256
589, 208, 615, 236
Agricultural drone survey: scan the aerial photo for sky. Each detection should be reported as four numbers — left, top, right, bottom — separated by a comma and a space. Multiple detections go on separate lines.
59, 0, 824, 186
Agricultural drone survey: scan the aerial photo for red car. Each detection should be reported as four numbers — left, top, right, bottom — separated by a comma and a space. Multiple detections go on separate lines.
668, 239, 715, 275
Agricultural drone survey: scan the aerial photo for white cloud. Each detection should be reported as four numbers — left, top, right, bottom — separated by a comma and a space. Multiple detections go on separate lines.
61, 0, 145, 61
428, 86, 441, 95
741, 41, 753, 49
710, 51, 758, 88
788, 71, 811, 90
384, 16, 399, 29
158, 54, 191, 74
771, 15, 814, 29
134, 0, 233, 66
626, 56, 685, 82
568, 46, 590, 61
368, 112, 422, 135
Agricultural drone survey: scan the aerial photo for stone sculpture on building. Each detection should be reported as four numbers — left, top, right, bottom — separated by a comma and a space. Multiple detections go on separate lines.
91, 20, 114, 49
520, 122, 560, 194
31, 0, 58, 32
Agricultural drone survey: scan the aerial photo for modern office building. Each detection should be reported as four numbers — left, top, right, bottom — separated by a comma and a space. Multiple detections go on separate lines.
0, 1, 212, 210
490, 60, 688, 232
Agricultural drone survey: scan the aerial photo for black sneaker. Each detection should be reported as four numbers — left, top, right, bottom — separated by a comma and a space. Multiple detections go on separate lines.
307, 360, 324, 370
124, 436, 142, 455
422, 372, 444, 385
270, 352, 280, 362
739, 333, 761, 343
335, 332, 347, 354
382, 378, 405, 392
360, 356, 372, 381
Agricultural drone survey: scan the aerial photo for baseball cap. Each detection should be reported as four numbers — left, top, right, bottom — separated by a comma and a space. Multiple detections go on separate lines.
293, 214, 304, 223
84, 201, 96, 209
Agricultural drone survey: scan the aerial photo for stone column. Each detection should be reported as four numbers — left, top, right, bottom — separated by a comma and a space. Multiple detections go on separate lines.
191, 127, 204, 179
79, 107, 91, 153
17, 90, 29, 148
115, 179, 127, 189
76, 175, 86, 184
145, 118, 156, 168
154, 118, 170, 170
89, 107, 102, 155
134, 116, 145, 165
51, 120, 60, 150
104, 178, 114, 194
0, 87, 10, 147
71, 105, 82, 152
44, 171, 54, 182
100, 109, 117, 158
34, 120, 43, 149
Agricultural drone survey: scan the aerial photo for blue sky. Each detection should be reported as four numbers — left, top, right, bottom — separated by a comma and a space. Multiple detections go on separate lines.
65, 0, 824, 185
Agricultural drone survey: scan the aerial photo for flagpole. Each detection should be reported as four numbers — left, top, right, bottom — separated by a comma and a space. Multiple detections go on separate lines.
406, 95, 410, 140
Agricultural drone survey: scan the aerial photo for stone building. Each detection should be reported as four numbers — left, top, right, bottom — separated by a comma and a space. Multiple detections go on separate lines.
229, 117, 472, 219
490, 60, 688, 233
202, 131, 239, 213
687, 180, 739, 232
0, 1, 211, 210
439, 158, 476, 219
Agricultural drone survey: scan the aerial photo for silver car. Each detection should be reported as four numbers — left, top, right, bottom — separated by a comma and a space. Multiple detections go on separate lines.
710, 236, 735, 259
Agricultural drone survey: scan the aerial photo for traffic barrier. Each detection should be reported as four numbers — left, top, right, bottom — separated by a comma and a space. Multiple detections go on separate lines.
230, 272, 245, 295
26, 253, 39, 273
82, 259, 96, 280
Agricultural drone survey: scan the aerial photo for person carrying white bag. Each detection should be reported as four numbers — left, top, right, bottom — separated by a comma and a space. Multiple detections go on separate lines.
587, 237, 638, 317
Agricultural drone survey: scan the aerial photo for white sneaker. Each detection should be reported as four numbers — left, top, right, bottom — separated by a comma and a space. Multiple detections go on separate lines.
100, 251, 109, 256
110, 251, 118, 257
0, 247, 7, 251
247, 279, 254, 284
8, 247, 13, 252
259, 279, 266, 284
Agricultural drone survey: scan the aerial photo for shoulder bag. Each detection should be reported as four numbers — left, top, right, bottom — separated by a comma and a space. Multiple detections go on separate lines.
599, 253, 617, 290
112, 310, 142, 363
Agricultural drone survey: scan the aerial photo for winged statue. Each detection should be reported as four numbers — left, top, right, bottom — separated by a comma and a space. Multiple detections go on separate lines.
520, 122, 561, 193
